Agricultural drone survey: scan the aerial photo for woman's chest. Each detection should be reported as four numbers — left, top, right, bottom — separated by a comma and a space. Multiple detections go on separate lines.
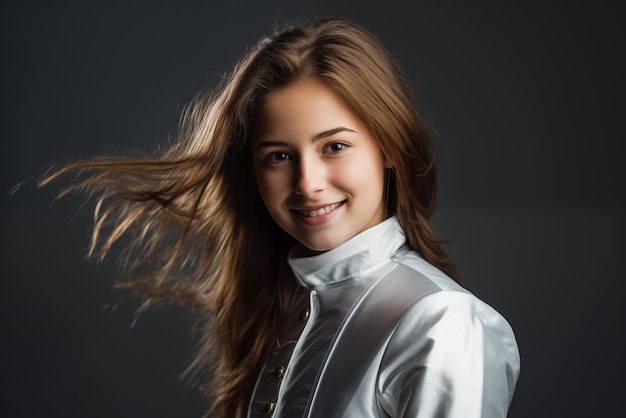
247, 264, 408, 418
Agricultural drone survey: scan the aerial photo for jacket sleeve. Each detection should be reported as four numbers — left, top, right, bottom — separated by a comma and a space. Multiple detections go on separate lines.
376, 290, 520, 418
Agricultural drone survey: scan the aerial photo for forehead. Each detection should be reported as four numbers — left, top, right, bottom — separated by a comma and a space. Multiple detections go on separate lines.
253, 78, 364, 141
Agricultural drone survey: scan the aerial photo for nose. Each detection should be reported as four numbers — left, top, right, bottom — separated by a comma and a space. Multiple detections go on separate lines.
294, 155, 326, 197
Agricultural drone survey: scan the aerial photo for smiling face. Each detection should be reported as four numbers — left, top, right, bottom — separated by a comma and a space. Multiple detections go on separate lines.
252, 78, 388, 252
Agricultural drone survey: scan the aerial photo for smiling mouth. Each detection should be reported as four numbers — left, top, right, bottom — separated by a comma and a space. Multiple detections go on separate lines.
296, 201, 346, 217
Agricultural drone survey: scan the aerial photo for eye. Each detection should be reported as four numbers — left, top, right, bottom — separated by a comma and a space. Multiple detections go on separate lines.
323, 142, 348, 154
263, 151, 291, 164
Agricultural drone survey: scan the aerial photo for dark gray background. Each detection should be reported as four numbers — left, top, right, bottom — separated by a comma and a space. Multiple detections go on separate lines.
2, 1, 624, 417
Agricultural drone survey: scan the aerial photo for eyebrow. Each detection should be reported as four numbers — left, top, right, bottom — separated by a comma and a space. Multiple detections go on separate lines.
255, 126, 356, 151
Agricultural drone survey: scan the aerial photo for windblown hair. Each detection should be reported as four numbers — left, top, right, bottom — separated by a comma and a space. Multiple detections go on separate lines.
41, 17, 459, 417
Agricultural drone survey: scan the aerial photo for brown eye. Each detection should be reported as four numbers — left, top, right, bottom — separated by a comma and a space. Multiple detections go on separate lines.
264, 151, 291, 164
323, 142, 348, 154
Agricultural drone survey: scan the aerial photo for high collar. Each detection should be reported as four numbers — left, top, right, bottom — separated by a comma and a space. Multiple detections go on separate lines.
287, 216, 407, 289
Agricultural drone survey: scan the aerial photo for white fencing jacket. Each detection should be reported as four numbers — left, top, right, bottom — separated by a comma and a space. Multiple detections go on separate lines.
247, 216, 520, 417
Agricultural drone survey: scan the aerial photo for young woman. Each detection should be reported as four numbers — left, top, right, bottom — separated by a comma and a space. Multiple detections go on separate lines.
44, 17, 520, 417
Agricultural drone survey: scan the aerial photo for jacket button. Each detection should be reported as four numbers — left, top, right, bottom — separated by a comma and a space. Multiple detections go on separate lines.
274, 365, 285, 379
264, 401, 276, 415
299, 308, 310, 322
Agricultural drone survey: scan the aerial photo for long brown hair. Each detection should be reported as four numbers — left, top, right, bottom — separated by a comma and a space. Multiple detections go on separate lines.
41, 17, 458, 417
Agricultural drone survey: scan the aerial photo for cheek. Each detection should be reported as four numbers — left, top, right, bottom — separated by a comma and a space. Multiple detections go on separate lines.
332, 164, 361, 191
332, 157, 385, 195
255, 169, 290, 206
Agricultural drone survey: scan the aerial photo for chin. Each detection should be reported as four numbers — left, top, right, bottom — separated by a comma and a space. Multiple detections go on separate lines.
296, 234, 347, 253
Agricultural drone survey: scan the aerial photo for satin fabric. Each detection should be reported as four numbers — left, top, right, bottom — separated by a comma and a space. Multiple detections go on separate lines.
247, 217, 520, 417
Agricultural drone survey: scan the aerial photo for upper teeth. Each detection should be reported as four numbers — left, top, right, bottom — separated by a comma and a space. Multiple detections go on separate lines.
300, 202, 341, 217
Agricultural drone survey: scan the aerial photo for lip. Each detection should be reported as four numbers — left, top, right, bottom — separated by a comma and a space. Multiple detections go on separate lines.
290, 200, 346, 225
